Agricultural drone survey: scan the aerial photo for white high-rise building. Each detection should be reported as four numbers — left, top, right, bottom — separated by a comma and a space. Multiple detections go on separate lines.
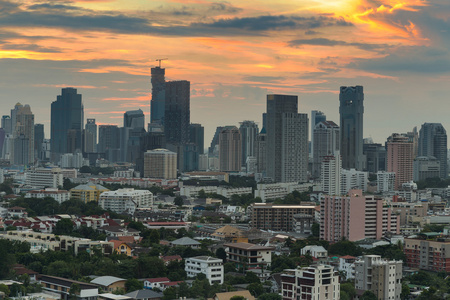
377, 171, 396, 193
355, 255, 402, 300
99, 188, 153, 214
312, 120, 340, 178
341, 168, 368, 195
320, 154, 341, 196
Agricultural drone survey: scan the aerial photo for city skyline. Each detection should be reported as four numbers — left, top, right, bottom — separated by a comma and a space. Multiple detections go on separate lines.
0, 0, 449, 145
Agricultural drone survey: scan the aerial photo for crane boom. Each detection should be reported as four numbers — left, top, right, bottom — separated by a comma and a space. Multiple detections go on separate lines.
155, 58, 168, 68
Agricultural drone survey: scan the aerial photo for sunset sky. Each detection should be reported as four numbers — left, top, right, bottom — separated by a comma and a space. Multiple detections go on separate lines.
0, 0, 449, 145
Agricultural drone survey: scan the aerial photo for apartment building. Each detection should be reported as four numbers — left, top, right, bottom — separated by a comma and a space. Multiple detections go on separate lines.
355, 255, 402, 300
25, 188, 70, 204
99, 188, 153, 214
224, 242, 274, 269
40, 275, 98, 300
25, 168, 64, 188
404, 237, 450, 272
70, 184, 109, 203
320, 189, 399, 242
250, 203, 316, 231
185, 256, 224, 284
281, 265, 340, 300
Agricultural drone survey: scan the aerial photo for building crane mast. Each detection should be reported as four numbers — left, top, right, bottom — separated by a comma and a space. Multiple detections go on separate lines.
155, 58, 168, 68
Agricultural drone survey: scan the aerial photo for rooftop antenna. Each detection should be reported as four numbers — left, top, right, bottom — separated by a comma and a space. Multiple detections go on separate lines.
155, 58, 168, 68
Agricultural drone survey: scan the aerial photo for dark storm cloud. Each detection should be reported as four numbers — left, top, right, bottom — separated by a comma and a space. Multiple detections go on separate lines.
0, 0, 353, 37
1, 43, 63, 53
289, 38, 389, 52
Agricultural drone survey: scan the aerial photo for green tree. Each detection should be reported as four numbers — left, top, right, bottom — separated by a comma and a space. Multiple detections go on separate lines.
174, 196, 184, 207
401, 283, 410, 300
340, 282, 356, 299
69, 283, 81, 300
216, 247, 227, 261
125, 278, 143, 292
230, 296, 246, 300
328, 240, 362, 256
0, 284, 10, 297
53, 218, 74, 235
311, 223, 320, 237
248, 282, 264, 297
360, 290, 377, 300
258, 293, 281, 300
163, 287, 177, 300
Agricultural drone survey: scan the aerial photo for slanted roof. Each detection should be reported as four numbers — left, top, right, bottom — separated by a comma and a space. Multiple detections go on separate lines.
145, 277, 170, 283
213, 290, 255, 300
124, 289, 163, 300
170, 237, 201, 246
91, 276, 126, 287
224, 242, 274, 251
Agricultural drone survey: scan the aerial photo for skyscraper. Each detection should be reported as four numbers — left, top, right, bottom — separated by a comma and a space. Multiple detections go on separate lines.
85, 119, 97, 153
339, 86, 365, 170
34, 124, 44, 160
124, 109, 145, 130
98, 125, 120, 161
266, 94, 308, 183
51, 88, 84, 162
164, 80, 190, 145
209, 126, 224, 156
12, 104, 34, 165
418, 123, 448, 179
219, 126, 241, 172
310, 110, 326, 157
386, 133, 414, 189
189, 123, 204, 155
312, 120, 340, 179
239, 120, 259, 168
150, 66, 166, 124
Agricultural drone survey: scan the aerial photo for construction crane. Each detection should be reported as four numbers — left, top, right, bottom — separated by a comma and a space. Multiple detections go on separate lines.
155, 58, 168, 68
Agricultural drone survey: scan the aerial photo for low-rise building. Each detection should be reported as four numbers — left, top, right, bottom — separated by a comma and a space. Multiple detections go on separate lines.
25, 168, 64, 188
40, 275, 98, 300
70, 184, 109, 203
254, 182, 312, 202
224, 242, 274, 269
281, 265, 340, 300
339, 255, 357, 280
404, 237, 450, 272
185, 256, 224, 284
99, 189, 153, 214
90, 276, 126, 293
25, 188, 70, 204
300, 245, 327, 259
143, 278, 170, 290
170, 237, 201, 249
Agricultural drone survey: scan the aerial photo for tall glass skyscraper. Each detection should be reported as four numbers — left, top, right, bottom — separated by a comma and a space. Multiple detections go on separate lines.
418, 123, 448, 179
339, 86, 365, 170
50, 88, 84, 162
150, 66, 166, 124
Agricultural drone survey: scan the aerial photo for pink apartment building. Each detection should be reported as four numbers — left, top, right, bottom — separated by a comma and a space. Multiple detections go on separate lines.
320, 189, 399, 242
386, 133, 414, 189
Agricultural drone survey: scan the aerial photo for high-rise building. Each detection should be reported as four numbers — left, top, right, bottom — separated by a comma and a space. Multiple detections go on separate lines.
85, 119, 97, 153
320, 154, 341, 196
377, 171, 395, 193
418, 123, 447, 179
124, 109, 145, 130
1, 115, 11, 134
266, 94, 308, 183
310, 110, 326, 158
150, 66, 166, 124
341, 168, 368, 195
413, 156, 440, 181
34, 124, 44, 160
12, 104, 35, 165
256, 128, 267, 174
144, 148, 177, 179
209, 126, 224, 156
164, 80, 190, 145
339, 86, 365, 170
98, 125, 120, 161
219, 126, 241, 172
320, 189, 398, 242
386, 133, 414, 189
51, 88, 84, 162
355, 255, 402, 300
189, 123, 204, 155
239, 121, 259, 168
363, 142, 386, 173
312, 120, 340, 178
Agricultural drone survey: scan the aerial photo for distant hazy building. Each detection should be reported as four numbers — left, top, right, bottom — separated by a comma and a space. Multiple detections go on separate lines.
321, 154, 341, 196
12, 104, 35, 165
85, 119, 97, 153
413, 156, 440, 181
363, 142, 386, 173
312, 120, 340, 178
266, 94, 308, 183
386, 133, 414, 189
418, 123, 447, 179
256, 128, 267, 174
34, 124, 44, 160
51, 88, 84, 162
209, 126, 224, 156
355, 255, 402, 300
189, 123, 204, 155
239, 121, 259, 168
165, 80, 190, 145
144, 148, 177, 179
98, 125, 120, 159
339, 86, 365, 170
219, 126, 241, 172
1, 115, 11, 134
150, 66, 166, 124
124, 109, 145, 130
310, 110, 326, 158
